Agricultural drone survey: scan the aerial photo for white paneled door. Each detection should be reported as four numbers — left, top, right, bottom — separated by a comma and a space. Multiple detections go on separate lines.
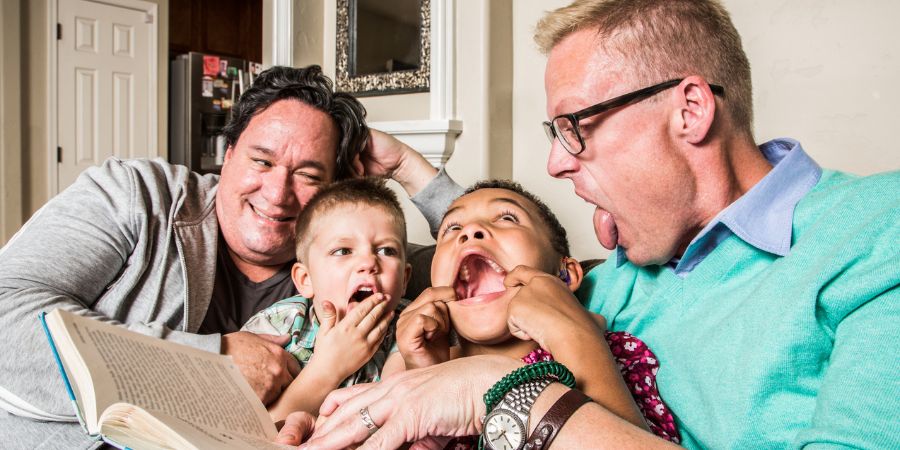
56, 0, 157, 191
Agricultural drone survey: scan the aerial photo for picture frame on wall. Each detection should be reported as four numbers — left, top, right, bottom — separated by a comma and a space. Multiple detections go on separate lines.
335, 0, 430, 96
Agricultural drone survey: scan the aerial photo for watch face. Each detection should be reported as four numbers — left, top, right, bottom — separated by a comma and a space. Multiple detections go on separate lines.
484, 409, 525, 450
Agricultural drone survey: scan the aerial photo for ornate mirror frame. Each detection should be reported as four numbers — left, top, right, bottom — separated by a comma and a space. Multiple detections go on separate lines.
336, 0, 431, 96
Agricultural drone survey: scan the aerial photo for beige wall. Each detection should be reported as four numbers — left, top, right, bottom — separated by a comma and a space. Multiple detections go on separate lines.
512, 0, 600, 260
728, 0, 900, 175
512, 0, 900, 260
293, 0, 325, 69
18, 0, 168, 222
1, 0, 24, 247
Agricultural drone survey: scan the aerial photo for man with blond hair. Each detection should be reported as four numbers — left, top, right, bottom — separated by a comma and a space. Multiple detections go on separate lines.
279, 1, 898, 448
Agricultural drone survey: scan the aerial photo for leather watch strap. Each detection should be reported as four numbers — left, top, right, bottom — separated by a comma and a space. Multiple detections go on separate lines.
524, 388, 591, 450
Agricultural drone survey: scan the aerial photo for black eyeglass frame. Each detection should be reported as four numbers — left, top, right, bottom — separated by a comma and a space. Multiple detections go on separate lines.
543, 78, 725, 155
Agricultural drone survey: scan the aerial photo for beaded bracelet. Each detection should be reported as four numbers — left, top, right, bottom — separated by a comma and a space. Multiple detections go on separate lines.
482, 361, 576, 413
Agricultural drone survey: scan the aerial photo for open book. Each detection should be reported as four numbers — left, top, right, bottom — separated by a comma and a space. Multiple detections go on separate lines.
40, 309, 292, 449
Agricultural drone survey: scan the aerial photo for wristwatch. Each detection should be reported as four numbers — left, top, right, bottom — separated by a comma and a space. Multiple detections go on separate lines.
482, 377, 552, 450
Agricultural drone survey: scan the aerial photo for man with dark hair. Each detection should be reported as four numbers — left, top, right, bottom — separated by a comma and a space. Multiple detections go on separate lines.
222, 66, 368, 181
0, 65, 455, 448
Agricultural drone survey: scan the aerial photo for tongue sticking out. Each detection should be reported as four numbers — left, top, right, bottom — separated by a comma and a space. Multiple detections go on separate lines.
593, 207, 619, 250
454, 256, 506, 300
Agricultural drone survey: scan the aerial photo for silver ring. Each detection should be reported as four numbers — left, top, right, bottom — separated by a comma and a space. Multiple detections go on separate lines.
359, 406, 378, 435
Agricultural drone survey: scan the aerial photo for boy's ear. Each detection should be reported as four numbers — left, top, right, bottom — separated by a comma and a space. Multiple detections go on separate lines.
560, 257, 584, 292
402, 262, 412, 295
291, 262, 315, 298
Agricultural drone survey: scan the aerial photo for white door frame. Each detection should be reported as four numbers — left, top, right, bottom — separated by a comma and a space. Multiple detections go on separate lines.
263, 0, 293, 68
1, 0, 23, 244
47, 0, 158, 195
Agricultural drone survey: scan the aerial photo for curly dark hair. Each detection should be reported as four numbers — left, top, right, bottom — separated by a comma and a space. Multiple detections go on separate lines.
294, 177, 407, 263
462, 179, 570, 258
222, 65, 368, 181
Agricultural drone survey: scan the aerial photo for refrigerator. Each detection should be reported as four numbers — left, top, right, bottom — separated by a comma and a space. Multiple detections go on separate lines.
169, 52, 262, 174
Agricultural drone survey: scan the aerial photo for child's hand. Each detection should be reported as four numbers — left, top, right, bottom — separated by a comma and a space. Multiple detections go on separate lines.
306, 294, 395, 382
504, 266, 648, 432
396, 287, 454, 369
503, 265, 604, 356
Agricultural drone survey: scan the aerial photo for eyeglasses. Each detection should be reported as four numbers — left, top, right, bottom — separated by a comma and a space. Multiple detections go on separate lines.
543, 79, 725, 155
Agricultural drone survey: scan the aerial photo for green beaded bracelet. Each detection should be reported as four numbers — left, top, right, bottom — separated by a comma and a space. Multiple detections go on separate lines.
482, 361, 576, 413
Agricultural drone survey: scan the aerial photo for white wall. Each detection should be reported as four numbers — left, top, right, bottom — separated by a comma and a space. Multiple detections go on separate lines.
728, 0, 900, 175
512, 0, 900, 261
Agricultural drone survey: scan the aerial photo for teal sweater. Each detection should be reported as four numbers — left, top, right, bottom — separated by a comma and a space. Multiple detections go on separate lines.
578, 170, 899, 449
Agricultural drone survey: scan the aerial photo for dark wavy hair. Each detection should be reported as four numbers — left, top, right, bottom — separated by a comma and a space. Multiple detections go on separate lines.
222, 65, 368, 180
463, 180, 570, 258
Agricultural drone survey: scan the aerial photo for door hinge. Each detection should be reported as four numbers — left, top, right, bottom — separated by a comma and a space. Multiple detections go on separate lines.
57, 23, 62, 40
57, 146, 62, 163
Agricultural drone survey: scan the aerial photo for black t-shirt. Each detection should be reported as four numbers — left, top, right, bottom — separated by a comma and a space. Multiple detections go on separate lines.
198, 237, 296, 334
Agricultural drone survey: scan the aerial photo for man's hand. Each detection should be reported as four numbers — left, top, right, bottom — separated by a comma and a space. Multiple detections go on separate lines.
302, 355, 521, 450
352, 129, 408, 178
221, 331, 301, 405
353, 129, 437, 197
396, 287, 455, 369
503, 265, 603, 356
305, 294, 394, 382
274, 411, 316, 445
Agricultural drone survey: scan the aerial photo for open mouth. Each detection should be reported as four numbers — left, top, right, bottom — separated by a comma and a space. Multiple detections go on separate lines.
453, 254, 507, 301
350, 286, 375, 302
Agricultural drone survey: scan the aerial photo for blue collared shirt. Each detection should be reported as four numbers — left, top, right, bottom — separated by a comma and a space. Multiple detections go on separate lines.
616, 138, 823, 277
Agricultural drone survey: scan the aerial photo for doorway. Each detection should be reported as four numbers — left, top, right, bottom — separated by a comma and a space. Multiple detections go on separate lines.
55, 0, 159, 192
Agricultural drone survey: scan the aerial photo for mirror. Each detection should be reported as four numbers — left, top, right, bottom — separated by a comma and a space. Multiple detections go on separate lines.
336, 0, 430, 96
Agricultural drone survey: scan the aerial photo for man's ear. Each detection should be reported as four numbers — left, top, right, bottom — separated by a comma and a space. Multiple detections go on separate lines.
291, 262, 315, 298
223, 145, 234, 163
674, 76, 717, 145
560, 257, 584, 292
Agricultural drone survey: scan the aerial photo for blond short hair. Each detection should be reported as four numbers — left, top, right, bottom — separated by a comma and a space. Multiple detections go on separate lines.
535, 0, 753, 132
294, 178, 407, 263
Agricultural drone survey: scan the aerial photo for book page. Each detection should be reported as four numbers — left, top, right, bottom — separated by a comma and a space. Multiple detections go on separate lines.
100, 404, 295, 450
50, 310, 275, 439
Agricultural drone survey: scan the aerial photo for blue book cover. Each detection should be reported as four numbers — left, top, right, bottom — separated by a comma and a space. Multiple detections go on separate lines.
40, 311, 130, 449
39, 311, 88, 432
